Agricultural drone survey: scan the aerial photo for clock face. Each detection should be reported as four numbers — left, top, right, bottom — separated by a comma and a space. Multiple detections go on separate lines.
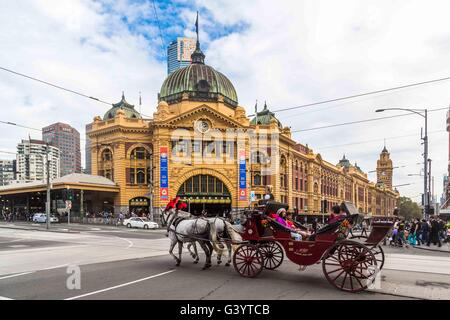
195, 120, 210, 133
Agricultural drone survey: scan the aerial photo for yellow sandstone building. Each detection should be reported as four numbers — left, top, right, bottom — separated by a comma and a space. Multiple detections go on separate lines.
87, 37, 398, 219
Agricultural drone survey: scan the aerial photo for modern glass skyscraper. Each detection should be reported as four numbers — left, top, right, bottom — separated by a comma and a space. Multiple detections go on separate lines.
167, 37, 196, 74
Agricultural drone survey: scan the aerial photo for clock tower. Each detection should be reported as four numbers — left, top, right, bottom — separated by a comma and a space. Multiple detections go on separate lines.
377, 145, 393, 189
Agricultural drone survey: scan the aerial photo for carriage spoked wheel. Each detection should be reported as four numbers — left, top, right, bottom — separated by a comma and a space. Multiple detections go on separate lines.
322, 240, 378, 293
259, 242, 284, 270
349, 235, 385, 270
233, 244, 264, 278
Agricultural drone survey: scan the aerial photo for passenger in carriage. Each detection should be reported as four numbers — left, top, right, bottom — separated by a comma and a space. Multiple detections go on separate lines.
285, 211, 312, 240
272, 208, 310, 241
328, 205, 347, 224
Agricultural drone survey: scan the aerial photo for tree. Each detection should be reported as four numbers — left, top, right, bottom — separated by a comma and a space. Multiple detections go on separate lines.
398, 196, 422, 220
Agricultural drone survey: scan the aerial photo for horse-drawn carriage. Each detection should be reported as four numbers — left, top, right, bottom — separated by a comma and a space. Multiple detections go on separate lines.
232, 201, 392, 292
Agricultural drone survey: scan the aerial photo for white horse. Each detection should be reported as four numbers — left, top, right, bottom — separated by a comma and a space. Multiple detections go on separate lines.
161, 206, 226, 270
187, 217, 242, 266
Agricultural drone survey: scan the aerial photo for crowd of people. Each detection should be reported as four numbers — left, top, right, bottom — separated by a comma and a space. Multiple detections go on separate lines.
388, 216, 449, 248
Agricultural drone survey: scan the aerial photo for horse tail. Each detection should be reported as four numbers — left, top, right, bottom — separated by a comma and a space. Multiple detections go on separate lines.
209, 220, 226, 256
224, 221, 242, 252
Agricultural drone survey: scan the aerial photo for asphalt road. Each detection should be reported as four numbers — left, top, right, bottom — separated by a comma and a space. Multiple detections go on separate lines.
0, 222, 449, 300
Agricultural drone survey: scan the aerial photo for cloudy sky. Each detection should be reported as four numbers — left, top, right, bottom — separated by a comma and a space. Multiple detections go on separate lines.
1, 0, 449, 203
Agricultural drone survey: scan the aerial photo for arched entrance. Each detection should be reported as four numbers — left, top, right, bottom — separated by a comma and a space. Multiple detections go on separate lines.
129, 197, 150, 217
177, 174, 232, 216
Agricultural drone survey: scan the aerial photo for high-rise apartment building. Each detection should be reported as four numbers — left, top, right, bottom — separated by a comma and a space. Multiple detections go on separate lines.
167, 37, 196, 74
42, 122, 81, 177
85, 123, 92, 174
16, 139, 60, 181
0, 160, 16, 186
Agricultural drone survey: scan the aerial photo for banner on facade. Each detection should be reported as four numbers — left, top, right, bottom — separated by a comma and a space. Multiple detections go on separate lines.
239, 149, 247, 200
160, 146, 169, 200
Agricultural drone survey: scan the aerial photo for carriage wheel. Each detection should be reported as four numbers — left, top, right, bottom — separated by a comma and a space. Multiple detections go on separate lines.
259, 242, 284, 270
233, 244, 264, 278
349, 235, 385, 270
323, 240, 378, 293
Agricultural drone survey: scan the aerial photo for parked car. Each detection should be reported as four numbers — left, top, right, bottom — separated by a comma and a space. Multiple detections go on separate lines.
32, 213, 59, 223
123, 217, 158, 229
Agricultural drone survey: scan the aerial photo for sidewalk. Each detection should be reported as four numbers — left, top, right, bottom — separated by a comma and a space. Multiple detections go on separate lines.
412, 243, 450, 253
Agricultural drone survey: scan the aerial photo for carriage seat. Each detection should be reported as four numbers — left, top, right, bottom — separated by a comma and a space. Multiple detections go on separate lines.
314, 218, 345, 235
266, 217, 296, 234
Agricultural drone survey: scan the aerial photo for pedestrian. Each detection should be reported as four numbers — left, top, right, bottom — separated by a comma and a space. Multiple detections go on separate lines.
312, 217, 318, 233
427, 216, 442, 247
117, 212, 124, 226
397, 220, 405, 247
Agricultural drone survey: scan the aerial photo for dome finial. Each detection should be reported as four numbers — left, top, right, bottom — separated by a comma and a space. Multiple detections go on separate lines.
191, 11, 205, 64
263, 100, 268, 110
122, 91, 125, 100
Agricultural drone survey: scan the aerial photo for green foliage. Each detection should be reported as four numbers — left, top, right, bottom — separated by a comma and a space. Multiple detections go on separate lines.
398, 196, 422, 220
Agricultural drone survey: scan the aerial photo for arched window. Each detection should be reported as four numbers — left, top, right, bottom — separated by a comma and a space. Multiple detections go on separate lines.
131, 147, 150, 160
128, 146, 152, 185
102, 149, 112, 161
251, 151, 266, 164
137, 170, 145, 184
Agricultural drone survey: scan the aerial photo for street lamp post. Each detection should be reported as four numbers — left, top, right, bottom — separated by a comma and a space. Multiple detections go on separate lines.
376, 108, 428, 218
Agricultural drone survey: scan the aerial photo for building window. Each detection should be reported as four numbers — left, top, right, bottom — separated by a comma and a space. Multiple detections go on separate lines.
131, 147, 150, 160
253, 173, 261, 186
102, 149, 112, 161
137, 170, 145, 184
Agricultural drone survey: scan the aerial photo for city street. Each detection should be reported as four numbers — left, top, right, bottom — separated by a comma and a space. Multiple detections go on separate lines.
0, 222, 449, 300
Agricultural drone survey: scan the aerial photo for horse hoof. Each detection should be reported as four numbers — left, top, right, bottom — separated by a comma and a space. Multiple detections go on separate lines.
175, 261, 181, 266
217, 260, 222, 265
225, 263, 230, 267
193, 260, 199, 264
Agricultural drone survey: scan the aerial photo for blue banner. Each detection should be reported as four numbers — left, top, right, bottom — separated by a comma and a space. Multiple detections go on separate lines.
160, 147, 168, 200
239, 150, 246, 200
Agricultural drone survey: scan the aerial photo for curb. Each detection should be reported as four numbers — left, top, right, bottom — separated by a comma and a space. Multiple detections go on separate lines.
412, 245, 449, 253
0, 225, 80, 234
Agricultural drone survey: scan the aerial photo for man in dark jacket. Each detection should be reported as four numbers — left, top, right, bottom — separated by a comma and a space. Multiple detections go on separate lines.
427, 217, 442, 247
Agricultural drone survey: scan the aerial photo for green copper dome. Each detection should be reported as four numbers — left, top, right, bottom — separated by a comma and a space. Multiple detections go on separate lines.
159, 63, 238, 107
103, 93, 142, 120
159, 29, 238, 108
250, 102, 282, 128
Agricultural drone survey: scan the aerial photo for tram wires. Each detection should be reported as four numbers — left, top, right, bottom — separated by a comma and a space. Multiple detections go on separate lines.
151, 0, 166, 59
292, 107, 447, 133
248, 75, 450, 116
0, 66, 153, 119
314, 129, 446, 150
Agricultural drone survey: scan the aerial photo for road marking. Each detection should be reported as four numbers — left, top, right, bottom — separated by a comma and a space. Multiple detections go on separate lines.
7, 245, 29, 248
64, 270, 176, 300
0, 272, 34, 280
0, 296, 13, 300
116, 236, 134, 249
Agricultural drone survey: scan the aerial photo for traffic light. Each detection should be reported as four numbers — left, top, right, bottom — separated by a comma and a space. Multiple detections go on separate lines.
62, 189, 74, 201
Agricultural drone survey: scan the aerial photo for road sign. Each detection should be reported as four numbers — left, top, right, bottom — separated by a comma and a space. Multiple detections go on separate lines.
65, 200, 72, 210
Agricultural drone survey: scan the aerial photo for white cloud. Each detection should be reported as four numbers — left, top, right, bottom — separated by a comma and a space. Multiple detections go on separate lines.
0, 0, 449, 202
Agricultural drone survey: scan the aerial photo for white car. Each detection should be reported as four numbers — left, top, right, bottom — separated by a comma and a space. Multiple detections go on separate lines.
32, 213, 59, 223
124, 217, 158, 229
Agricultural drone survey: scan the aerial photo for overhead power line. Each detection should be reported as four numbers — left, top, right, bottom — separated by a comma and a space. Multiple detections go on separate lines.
249, 76, 450, 116
314, 130, 446, 150
151, 0, 166, 58
292, 107, 447, 133
0, 66, 153, 119
0, 66, 112, 105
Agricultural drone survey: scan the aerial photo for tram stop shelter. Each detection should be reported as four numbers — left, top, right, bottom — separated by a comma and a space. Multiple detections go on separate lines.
0, 173, 120, 221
